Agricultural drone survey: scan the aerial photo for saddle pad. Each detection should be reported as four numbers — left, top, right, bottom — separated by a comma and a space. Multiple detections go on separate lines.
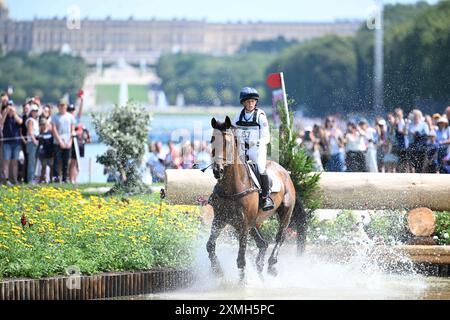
267, 170, 282, 193
247, 164, 261, 189
246, 162, 282, 194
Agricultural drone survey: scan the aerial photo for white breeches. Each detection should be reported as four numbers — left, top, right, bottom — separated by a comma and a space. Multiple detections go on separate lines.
247, 145, 267, 174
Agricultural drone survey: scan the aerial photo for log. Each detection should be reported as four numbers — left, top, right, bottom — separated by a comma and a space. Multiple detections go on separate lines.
165, 170, 450, 211
407, 207, 436, 237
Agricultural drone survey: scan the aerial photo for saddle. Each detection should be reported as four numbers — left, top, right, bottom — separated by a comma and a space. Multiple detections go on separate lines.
246, 161, 281, 194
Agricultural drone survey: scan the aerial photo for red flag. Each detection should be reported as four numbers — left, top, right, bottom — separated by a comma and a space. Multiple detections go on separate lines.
77, 89, 84, 98
266, 73, 282, 89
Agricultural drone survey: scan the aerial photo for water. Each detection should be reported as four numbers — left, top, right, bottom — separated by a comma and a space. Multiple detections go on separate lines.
128, 237, 450, 300
76, 113, 220, 183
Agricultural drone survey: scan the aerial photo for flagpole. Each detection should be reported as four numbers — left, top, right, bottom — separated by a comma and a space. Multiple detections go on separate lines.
280, 72, 291, 141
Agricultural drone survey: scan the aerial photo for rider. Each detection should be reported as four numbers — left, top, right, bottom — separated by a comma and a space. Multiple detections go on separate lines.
233, 87, 274, 211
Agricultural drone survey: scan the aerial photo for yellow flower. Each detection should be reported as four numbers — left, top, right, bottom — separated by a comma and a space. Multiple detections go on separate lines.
54, 239, 65, 244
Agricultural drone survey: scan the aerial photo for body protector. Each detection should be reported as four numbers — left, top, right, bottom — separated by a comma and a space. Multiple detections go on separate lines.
233, 108, 270, 174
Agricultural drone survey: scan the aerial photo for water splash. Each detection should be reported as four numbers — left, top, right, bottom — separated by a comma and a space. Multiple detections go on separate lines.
144, 230, 429, 300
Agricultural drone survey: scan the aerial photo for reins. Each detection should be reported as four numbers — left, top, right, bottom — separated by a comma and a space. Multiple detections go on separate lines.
212, 134, 260, 200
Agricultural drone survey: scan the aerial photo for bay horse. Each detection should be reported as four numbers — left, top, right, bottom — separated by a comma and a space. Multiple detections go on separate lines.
206, 116, 307, 280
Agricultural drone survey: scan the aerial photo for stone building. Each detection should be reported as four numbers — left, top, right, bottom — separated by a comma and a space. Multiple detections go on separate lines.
0, 0, 361, 64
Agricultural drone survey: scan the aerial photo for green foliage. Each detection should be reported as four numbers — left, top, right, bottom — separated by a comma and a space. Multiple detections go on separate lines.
0, 51, 86, 103
364, 210, 409, 244
238, 36, 298, 54
156, 52, 276, 106
268, 35, 358, 116
0, 185, 203, 279
95, 84, 119, 105
266, 1, 449, 116
308, 210, 361, 245
92, 102, 152, 195
277, 98, 322, 211
435, 211, 450, 245
383, 0, 450, 112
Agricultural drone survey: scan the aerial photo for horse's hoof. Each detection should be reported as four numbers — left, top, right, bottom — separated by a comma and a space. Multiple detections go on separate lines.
267, 266, 278, 277
256, 262, 264, 274
212, 264, 224, 277
239, 270, 246, 285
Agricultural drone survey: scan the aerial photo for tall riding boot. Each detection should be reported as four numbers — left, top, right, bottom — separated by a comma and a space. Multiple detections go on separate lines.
260, 173, 274, 211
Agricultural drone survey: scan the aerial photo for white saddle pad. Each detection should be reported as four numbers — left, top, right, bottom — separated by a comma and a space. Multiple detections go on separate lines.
247, 164, 282, 193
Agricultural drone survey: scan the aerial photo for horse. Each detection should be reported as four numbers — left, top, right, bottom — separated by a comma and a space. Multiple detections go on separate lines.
206, 116, 307, 280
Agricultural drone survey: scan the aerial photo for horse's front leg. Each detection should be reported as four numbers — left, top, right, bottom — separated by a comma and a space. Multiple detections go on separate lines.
250, 227, 268, 274
236, 228, 249, 283
206, 217, 226, 277
268, 205, 293, 276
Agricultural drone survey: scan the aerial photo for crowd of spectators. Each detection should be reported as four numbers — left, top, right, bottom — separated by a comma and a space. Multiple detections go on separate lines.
0, 91, 91, 185
298, 106, 450, 174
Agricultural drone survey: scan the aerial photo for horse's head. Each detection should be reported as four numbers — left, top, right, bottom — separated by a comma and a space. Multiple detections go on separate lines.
210, 116, 235, 180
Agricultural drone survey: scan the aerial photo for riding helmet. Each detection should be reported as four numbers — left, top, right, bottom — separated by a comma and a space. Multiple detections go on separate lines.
239, 87, 259, 104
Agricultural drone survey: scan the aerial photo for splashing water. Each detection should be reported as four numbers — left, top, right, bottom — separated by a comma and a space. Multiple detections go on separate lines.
140, 228, 440, 300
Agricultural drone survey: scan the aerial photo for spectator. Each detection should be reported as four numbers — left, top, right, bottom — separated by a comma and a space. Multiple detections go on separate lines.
40, 104, 53, 130
393, 107, 409, 172
165, 141, 182, 169
445, 106, 450, 122
68, 97, 84, 184
407, 109, 430, 173
300, 126, 324, 171
344, 122, 367, 172
25, 103, 40, 183
324, 116, 345, 172
146, 141, 166, 182
52, 101, 75, 183
436, 117, 450, 173
1, 101, 23, 185
18, 102, 30, 182
384, 113, 399, 172
0, 92, 9, 180
375, 118, 388, 172
37, 118, 54, 183
195, 141, 212, 170
181, 141, 195, 169
359, 119, 378, 172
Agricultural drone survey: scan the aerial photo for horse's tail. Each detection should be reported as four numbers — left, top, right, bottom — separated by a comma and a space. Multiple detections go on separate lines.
289, 193, 309, 255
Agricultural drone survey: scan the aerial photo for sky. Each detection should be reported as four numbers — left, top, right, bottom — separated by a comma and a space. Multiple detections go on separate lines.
4, 0, 440, 23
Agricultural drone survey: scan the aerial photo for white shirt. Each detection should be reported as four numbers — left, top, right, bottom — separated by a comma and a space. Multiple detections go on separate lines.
232, 109, 270, 146
26, 117, 39, 143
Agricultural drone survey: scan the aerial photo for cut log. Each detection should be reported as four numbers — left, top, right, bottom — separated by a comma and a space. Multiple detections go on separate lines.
165, 170, 450, 211
407, 207, 436, 237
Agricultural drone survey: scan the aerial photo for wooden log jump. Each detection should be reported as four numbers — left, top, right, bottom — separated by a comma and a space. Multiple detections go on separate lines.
165, 170, 450, 211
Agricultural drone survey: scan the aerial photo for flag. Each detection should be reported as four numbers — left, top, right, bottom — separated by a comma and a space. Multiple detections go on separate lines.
266, 73, 282, 89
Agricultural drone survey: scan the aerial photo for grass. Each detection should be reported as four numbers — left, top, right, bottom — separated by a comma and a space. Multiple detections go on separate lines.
128, 84, 149, 103
95, 84, 119, 105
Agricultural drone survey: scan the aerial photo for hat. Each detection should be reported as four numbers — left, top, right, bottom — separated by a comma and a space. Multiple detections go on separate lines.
30, 104, 39, 112
358, 118, 368, 125
437, 117, 449, 125
377, 119, 386, 126
67, 104, 75, 112
304, 126, 313, 132
432, 113, 441, 119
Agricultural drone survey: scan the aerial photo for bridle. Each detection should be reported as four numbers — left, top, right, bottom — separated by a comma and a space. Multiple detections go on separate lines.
210, 128, 260, 199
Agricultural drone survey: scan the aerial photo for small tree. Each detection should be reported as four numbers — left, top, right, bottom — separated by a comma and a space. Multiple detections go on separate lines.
276, 98, 322, 212
93, 102, 152, 195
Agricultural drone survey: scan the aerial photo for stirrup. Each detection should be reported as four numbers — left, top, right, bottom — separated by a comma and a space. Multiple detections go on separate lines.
262, 196, 274, 211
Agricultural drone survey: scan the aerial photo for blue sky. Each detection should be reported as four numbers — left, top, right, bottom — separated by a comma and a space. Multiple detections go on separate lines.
5, 0, 439, 22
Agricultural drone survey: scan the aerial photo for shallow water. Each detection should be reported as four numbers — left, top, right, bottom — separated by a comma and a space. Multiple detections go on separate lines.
131, 243, 450, 300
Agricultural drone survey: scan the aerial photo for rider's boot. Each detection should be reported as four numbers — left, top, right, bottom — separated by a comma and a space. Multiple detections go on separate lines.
260, 173, 274, 211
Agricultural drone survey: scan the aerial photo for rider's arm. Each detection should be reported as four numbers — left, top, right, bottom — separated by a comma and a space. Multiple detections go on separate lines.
257, 111, 270, 146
